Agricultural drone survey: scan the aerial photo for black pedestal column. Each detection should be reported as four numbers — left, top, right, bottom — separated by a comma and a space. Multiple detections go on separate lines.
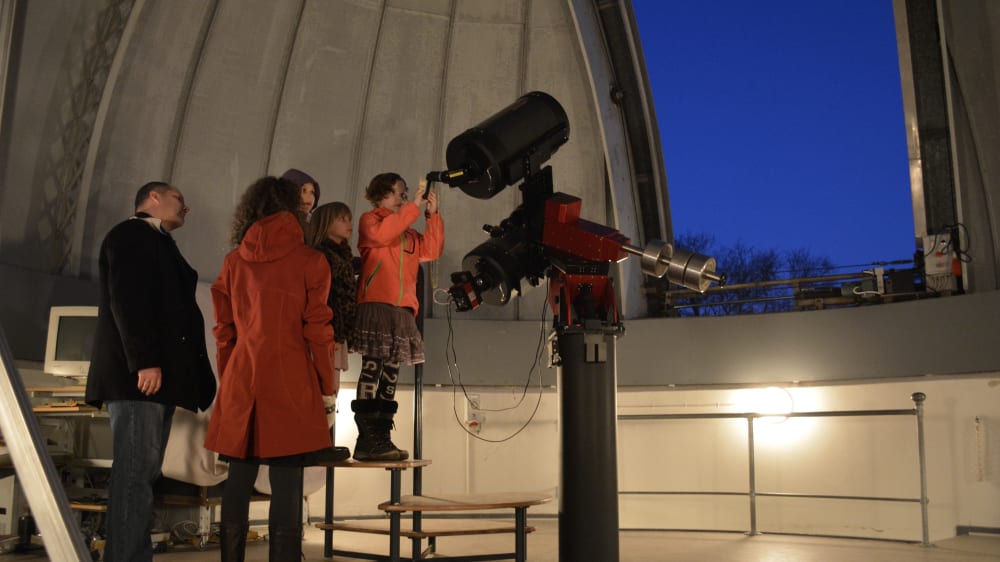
557, 325, 621, 562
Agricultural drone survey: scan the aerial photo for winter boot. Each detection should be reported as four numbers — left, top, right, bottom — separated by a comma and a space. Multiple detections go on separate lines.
352, 399, 409, 461
312, 445, 351, 463
373, 399, 409, 460
219, 522, 248, 562
267, 526, 302, 562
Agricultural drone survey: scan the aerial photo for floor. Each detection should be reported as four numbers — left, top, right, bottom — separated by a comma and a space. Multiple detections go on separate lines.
2, 520, 999, 561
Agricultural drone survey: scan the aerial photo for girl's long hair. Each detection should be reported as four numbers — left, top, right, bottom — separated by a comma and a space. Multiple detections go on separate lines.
306, 202, 352, 248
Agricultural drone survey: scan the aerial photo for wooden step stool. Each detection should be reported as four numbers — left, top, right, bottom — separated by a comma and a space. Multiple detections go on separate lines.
315, 459, 551, 561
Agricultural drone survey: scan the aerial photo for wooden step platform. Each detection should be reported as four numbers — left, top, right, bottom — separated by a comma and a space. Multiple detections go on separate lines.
380, 492, 552, 513
314, 458, 432, 470
320, 457, 549, 561
317, 518, 537, 539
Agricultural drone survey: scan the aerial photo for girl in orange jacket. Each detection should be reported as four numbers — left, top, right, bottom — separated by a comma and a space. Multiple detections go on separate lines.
350, 172, 444, 460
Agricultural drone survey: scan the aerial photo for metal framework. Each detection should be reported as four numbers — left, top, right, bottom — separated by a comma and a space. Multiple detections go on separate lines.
42, 0, 134, 273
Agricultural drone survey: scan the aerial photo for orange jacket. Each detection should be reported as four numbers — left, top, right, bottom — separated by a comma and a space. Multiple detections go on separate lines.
357, 203, 444, 314
205, 211, 335, 459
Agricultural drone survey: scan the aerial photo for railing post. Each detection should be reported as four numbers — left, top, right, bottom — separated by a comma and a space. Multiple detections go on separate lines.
912, 391, 930, 546
747, 415, 760, 536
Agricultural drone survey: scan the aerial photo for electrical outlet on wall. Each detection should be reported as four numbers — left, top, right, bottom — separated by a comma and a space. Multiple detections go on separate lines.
466, 394, 484, 433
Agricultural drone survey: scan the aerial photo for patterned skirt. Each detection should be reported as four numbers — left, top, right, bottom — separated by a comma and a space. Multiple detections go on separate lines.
350, 302, 425, 365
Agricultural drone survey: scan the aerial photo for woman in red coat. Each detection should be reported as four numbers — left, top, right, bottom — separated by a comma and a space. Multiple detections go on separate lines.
205, 176, 335, 561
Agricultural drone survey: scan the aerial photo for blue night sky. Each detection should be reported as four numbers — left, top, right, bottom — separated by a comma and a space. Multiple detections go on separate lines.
631, 0, 915, 270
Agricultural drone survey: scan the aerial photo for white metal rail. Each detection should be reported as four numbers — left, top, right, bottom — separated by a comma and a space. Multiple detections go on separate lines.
619, 392, 930, 546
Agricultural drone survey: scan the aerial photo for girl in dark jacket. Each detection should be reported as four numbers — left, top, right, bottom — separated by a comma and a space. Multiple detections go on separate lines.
307, 202, 359, 391
306, 202, 358, 463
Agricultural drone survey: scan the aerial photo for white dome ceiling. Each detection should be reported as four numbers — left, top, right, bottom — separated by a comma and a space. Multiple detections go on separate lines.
1, 0, 670, 320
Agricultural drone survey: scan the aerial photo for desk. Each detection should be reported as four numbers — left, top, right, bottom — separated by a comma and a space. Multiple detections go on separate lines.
28, 387, 107, 472
24, 385, 87, 394
26, 386, 96, 413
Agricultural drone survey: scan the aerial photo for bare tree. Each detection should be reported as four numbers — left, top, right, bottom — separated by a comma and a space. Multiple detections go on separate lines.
662, 232, 835, 316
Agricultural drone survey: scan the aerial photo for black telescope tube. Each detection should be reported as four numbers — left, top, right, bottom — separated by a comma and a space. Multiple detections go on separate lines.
445, 91, 569, 199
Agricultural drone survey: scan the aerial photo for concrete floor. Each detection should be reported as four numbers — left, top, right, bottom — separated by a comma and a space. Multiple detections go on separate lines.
3, 520, 999, 561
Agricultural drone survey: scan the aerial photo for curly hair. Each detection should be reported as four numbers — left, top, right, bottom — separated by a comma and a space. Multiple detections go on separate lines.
229, 176, 304, 245
364, 172, 404, 207
306, 202, 352, 248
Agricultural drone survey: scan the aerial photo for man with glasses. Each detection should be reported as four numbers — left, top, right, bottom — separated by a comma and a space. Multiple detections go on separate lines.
86, 181, 217, 562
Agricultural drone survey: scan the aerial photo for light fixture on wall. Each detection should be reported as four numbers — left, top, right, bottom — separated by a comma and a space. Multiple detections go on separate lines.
754, 386, 794, 423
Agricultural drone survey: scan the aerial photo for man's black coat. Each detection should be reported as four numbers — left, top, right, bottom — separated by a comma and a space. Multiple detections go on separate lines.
85, 214, 216, 411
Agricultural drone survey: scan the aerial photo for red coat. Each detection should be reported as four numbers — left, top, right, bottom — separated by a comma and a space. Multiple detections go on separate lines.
357, 204, 444, 314
204, 211, 335, 459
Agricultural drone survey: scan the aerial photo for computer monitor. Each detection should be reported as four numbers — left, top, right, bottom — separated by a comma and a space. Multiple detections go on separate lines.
43, 306, 99, 379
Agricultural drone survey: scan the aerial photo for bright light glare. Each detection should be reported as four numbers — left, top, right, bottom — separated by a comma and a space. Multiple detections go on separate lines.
335, 389, 359, 443
753, 387, 794, 420
732, 387, 821, 447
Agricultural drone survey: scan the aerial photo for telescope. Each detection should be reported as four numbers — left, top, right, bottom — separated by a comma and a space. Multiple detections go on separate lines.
437, 91, 724, 318
425, 91, 569, 198
433, 91, 725, 562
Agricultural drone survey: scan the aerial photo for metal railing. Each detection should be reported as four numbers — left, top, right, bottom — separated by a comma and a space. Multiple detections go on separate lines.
618, 392, 930, 546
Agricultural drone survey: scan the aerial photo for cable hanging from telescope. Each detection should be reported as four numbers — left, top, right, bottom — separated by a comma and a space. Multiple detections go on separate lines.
446, 285, 547, 412
442, 284, 547, 443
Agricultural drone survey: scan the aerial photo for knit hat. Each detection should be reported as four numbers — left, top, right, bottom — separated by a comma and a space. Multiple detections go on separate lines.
280, 168, 320, 211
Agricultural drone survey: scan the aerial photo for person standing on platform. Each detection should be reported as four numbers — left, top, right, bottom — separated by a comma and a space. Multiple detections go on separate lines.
306, 202, 359, 428
204, 176, 344, 562
351, 173, 443, 461
86, 181, 217, 562
280, 168, 320, 219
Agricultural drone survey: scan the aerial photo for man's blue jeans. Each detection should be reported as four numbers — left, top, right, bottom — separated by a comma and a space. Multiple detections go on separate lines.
105, 401, 175, 562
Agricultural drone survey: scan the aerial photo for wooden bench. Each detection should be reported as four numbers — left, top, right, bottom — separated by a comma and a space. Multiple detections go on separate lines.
314, 459, 550, 561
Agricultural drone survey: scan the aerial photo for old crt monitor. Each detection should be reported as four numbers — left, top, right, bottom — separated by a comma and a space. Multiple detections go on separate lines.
43, 306, 99, 379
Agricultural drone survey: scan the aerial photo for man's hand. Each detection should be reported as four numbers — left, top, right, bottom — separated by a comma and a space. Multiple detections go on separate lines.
137, 367, 162, 396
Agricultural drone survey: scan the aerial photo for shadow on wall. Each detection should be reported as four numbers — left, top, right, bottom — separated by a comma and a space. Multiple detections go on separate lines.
0, 264, 99, 361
